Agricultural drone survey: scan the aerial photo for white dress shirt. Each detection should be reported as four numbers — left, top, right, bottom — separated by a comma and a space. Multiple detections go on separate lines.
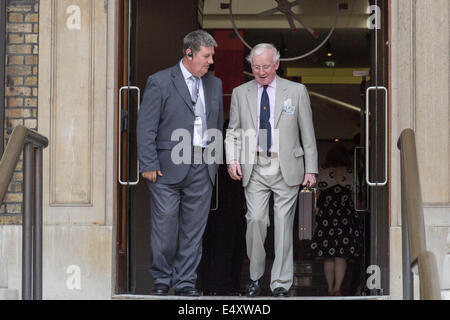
179, 60, 207, 147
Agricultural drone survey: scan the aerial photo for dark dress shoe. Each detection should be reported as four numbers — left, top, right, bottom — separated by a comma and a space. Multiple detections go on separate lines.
152, 284, 169, 296
272, 287, 289, 297
174, 287, 200, 297
246, 278, 262, 297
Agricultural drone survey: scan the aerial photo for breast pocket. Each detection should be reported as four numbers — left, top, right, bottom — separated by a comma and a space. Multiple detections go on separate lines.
281, 105, 297, 117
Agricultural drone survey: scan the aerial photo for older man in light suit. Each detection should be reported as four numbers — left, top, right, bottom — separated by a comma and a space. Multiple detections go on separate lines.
137, 30, 223, 297
225, 43, 318, 297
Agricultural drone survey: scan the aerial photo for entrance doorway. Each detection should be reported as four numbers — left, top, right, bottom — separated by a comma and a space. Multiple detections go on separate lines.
115, 0, 389, 297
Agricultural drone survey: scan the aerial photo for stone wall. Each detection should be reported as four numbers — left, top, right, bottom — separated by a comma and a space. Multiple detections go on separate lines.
390, 0, 450, 300
1, 0, 115, 299
1, 0, 39, 224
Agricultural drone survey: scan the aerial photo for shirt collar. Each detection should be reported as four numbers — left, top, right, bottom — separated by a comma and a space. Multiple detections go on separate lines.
179, 60, 194, 81
257, 76, 277, 90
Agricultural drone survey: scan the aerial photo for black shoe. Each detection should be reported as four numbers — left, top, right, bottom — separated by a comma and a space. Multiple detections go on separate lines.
174, 287, 200, 297
246, 278, 262, 297
272, 287, 289, 297
152, 284, 169, 296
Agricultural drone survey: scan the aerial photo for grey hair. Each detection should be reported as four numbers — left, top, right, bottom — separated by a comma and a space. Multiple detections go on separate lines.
246, 43, 281, 64
183, 30, 218, 55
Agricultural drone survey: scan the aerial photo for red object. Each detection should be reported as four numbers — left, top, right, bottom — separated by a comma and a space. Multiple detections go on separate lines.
213, 30, 245, 114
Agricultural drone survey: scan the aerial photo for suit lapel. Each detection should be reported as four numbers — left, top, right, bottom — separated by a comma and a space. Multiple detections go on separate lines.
171, 64, 195, 115
274, 76, 287, 128
202, 73, 212, 121
246, 81, 258, 129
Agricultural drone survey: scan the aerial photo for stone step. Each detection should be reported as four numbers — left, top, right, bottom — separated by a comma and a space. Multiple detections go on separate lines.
0, 289, 19, 300
113, 294, 390, 300
237, 258, 359, 297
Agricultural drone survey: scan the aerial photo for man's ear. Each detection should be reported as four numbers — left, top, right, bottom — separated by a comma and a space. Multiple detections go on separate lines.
275, 60, 281, 70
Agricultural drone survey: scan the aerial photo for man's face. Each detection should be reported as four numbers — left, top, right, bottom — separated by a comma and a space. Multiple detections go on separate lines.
188, 46, 215, 77
251, 49, 280, 86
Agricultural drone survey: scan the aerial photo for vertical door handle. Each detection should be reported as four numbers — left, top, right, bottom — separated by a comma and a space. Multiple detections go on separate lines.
365, 86, 388, 187
118, 86, 140, 186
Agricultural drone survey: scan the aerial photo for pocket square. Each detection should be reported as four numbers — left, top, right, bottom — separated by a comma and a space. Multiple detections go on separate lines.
282, 99, 296, 115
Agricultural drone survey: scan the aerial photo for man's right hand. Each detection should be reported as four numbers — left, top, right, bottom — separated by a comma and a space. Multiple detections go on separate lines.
227, 160, 242, 181
142, 170, 163, 183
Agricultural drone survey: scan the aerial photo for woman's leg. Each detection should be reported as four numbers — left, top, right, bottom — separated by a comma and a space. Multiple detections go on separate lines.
333, 257, 347, 295
324, 258, 335, 295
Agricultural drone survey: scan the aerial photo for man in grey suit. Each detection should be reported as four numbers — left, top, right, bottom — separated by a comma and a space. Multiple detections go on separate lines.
225, 43, 318, 297
137, 30, 223, 296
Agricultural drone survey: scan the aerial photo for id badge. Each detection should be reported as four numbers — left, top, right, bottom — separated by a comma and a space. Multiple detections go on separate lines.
193, 116, 203, 146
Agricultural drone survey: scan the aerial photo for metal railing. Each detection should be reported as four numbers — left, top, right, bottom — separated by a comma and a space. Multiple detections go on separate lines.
398, 128, 441, 300
0, 126, 49, 300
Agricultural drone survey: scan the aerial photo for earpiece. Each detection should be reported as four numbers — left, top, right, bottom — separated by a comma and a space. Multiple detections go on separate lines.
188, 51, 193, 58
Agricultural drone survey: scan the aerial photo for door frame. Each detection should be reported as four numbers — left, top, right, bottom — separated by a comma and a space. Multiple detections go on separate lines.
365, 0, 391, 295
115, 0, 131, 294
113, 0, 393, 296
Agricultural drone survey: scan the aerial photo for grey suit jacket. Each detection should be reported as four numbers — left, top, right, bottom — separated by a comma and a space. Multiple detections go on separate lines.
137, 63, 223, 184
225, 76, 318, 187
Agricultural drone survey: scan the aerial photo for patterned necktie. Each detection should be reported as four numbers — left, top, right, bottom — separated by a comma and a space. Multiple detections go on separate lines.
259, 85, 272, 156
191, 76, 207, 145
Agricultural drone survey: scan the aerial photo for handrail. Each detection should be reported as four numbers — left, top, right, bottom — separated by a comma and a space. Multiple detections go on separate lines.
0, 126, 28, 204
0, 125, 49, 300
397, 129, 441, 300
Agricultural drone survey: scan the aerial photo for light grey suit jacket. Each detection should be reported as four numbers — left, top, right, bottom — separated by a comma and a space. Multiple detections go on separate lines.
225, 76, 318, 187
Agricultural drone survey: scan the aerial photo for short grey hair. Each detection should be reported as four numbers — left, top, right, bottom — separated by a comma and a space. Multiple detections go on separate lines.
246, 43, 281, 64
183, 30, 218, 55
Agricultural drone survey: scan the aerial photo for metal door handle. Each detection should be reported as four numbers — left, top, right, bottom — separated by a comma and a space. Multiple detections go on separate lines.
118, 86, 140, 186
354, 146, 369, 212
365, 86, 388, 187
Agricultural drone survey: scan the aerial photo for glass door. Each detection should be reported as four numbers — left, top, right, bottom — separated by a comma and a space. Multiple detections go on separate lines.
116, 0, 201, 295
362, 0, 390, 296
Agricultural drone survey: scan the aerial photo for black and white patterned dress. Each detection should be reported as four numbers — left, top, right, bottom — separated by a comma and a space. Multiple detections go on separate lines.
310, 167, 362, 258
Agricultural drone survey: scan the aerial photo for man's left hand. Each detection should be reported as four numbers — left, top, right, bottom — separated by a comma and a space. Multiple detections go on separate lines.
302, 173, 316, 187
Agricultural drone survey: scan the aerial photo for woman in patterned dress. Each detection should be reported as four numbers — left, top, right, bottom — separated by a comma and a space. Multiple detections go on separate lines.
310, 143, 362, 296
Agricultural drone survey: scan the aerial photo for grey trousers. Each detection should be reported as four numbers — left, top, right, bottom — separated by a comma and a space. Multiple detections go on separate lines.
245, 158, 300, 292
148, 163, 213, 290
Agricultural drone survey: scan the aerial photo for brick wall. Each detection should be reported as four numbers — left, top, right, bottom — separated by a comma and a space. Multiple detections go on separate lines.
1, 0, 39, 224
